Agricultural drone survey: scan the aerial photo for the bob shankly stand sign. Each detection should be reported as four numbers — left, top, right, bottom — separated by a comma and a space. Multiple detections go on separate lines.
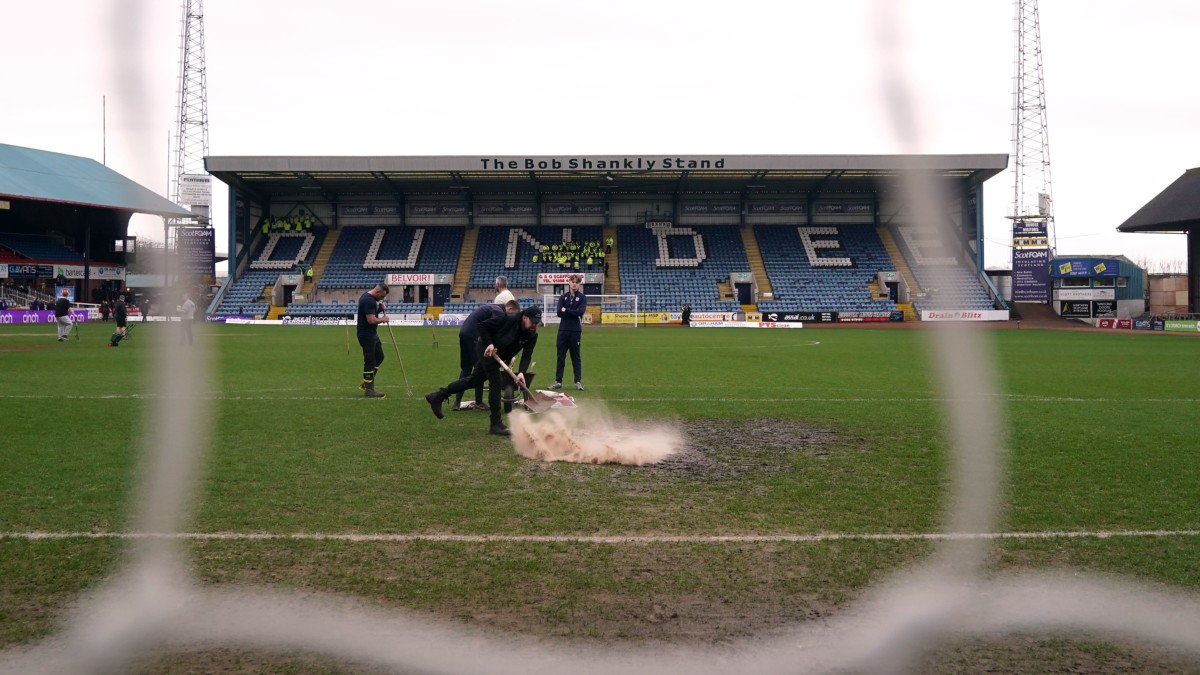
478, 156, 728, 171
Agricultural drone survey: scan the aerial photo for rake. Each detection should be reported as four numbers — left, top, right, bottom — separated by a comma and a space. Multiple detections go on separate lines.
384, 322, 413, 397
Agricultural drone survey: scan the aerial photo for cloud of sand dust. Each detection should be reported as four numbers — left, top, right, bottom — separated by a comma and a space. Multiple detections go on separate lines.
509, 402, 683, 466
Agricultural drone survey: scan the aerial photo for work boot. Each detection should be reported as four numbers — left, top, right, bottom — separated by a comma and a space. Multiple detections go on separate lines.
363, 384, 385, 398
488, 422, 511, 437
425, 390, 446, 419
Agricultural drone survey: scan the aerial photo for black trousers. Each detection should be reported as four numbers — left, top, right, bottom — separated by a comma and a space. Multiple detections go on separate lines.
441, 348, 504, 425
555, 330, 581, 383
359, 334, 384, 383
456, 333, 484, 405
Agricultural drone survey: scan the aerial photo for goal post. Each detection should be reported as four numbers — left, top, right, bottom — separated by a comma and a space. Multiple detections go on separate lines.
542, 293, 639, 327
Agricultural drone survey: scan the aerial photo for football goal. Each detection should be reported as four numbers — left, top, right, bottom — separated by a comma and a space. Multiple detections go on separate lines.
541, 293, 639, 327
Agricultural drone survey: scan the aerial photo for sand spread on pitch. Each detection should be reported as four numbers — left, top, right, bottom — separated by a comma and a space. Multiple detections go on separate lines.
509, 402, 682, 465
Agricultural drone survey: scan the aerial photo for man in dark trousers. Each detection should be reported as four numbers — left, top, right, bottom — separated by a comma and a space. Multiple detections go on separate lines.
356, 282, 391, 398
425, 303, 542, 436
551, 273, 587, 391
450, 298, 501, 412
109, 295, 128, 346
53, 289, 73, 342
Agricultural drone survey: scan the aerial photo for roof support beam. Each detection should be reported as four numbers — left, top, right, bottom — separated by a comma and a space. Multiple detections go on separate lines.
299, 172, 336, 201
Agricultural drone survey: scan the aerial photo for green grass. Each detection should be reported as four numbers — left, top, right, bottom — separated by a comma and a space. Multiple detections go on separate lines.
1, 321, 1198, 658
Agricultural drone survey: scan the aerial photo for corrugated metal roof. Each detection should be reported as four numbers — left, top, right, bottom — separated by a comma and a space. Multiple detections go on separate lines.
0, 143, 192, 217
1117, 167, 1200, 233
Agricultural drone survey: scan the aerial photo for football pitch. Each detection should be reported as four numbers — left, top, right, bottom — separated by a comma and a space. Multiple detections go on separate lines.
1, 321, 1198, 672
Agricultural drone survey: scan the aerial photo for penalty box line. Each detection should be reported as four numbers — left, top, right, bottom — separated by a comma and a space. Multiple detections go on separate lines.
3, 530, 1198, 544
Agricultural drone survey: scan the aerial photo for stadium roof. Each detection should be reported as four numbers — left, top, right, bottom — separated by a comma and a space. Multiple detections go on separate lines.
0, 143, 192, 218
1117, 167, 1200, 234
206, 154, 1008, 200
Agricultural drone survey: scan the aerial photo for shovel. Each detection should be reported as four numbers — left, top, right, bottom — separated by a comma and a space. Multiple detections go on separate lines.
491, 353, 557, 413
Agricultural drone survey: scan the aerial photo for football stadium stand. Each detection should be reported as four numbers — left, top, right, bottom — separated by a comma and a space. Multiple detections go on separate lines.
892, 225, 995, 312
0, 232, 84, 262
316, 226, 461, 290
756, 224, 899, 314
615, 223, 744, 313
466, 225, 604, 292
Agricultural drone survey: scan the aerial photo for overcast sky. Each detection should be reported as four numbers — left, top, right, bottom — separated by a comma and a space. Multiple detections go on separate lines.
3, 0, 1197, 271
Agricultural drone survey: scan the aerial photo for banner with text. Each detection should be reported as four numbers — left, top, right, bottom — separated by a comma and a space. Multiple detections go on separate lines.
340, 204, 402, 217
176, 228, 216, 276
920, 309, 1011, 322
542, 204, 605, 216
1012, 248, 1050, 302
385, 273, 453, 285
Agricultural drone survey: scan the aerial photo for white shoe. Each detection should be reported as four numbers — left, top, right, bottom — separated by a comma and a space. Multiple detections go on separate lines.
575, 382, 584, 391
549, 382, 562, 390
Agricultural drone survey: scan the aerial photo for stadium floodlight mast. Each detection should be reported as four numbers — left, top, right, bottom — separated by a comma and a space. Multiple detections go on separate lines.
166, 0, 212, 287
1007, 0, 1056, 303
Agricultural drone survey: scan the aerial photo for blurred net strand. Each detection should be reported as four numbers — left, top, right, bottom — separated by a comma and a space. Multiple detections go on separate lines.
2, 0, 1198, 672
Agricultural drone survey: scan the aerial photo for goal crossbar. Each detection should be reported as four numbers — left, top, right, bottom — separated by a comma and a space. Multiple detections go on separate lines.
542, 293, 639, 327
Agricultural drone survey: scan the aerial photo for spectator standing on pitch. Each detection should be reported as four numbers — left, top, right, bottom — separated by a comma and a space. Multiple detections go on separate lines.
180, 290, 196, 346
356, 282, 390, 398
109, 295, 128, 346
551, 273, 587, 391
53, 289, 73, 342
426, 303, 542, 437
493, 275, 515, 306
681, 303, 692, 327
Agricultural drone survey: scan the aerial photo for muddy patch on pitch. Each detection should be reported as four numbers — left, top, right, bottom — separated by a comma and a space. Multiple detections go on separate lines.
632, 418, 840, 482
518, 418, 842, 485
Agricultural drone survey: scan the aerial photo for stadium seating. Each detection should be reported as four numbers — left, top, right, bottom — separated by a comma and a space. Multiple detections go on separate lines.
442, 296, 539, 315
892, 225, 995, 312
615, 224, 744, 312
0, 245, 28, 262
755, 224, 899, 314
466, 226, 604, 291
0, 232, 84, 262
317, 226, 461, 290
213, 227, 328, 317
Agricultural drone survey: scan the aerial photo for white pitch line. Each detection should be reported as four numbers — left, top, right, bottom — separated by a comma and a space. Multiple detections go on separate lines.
3, 392, 1199, 404
3, 530, 1198, 544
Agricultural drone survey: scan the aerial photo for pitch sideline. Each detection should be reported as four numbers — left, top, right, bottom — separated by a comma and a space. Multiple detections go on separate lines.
2, 529, 1197, 544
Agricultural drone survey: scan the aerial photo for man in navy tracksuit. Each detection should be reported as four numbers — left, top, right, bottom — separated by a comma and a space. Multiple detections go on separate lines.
551, 273, 586, 391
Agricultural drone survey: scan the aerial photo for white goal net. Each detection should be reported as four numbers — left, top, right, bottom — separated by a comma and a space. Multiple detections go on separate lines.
542, 293, 639, 327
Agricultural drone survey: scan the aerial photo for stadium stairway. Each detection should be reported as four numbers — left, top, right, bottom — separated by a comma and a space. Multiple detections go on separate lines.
303, 227, 340, 297
266, 306, 286, 320
878, 226, 921, 320
603, 226, 620, 295
717, 278, 734, 302
740, 226, 772, 304
450, 227, 479, 302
